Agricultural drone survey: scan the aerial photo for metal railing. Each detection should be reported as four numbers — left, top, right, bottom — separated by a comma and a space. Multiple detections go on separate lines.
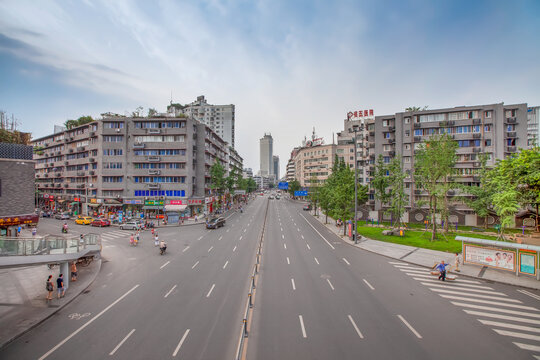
0, 233, 100, 256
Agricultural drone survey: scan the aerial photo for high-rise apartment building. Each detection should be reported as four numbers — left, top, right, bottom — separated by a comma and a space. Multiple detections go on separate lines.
168, 95, 235, 148
527, 106, 540, 148
273, 155, 280, 180
31, 114, 239, 218
259, 133, 273, 176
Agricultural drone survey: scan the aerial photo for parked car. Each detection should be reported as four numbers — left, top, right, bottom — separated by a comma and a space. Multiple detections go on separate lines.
41, 211, 52, 218
206, 217, 225, 229
75, 216, 94, 225
120, 221, 141, 230
303, 204, 312, 211
55, 213, 71, 220
91, 219, 111, 227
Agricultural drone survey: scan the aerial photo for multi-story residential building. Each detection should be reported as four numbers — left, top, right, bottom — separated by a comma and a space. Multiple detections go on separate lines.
243, 168, 253, 179
528, 106, 540, 148
31, 115, 233, 219
369, 103, 528, 226
259, 133, 273, 177
228, 146, 244, 175
0, 143, 38, 236
168, 96, 235, 148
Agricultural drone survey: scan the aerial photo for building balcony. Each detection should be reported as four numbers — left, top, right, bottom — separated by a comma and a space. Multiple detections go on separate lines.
413, 123, 421, 128
133, 142, 145, 149
473, 119, 482, 125
414, 136, 422, 142
506, 131, 517, 138
148, 156, 161, 162
505, 117, 517, 124
147, 128, 161, 134
148, 183, 161, 189
473, 133, 481, 139
506, 146, 517, 152
149, 169, 161, 175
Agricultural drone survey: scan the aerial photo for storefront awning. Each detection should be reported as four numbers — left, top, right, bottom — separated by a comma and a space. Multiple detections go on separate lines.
164, 204, 188, 212
87, 203, 102, 208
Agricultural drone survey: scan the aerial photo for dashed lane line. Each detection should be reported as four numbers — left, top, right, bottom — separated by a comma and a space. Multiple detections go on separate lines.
291, 278, 296, 290
109, 329, 136, 356
160, 261, 170, 269
326, 279, 335, 291
223, 261, 229, 269
300, 213, 335, 250
233, 246, 237, 252
348, 315, 364, 339
363, 279, 375, 290
191, 261, 199, 269
172, 329, 190, 357
397, 315, 422, 339
182, 246, 190, 253
287, 257, 290, 264
208, 246, 214, 253
164, 285, 177, 298
343, 258, 351, 266
314, 257, 320, 265
206, 284, 216, 297
299, 315, 307, 338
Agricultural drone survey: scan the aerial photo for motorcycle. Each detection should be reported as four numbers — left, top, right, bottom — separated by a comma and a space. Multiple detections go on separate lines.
160, 246, 167, 255
62, 227, 68, 234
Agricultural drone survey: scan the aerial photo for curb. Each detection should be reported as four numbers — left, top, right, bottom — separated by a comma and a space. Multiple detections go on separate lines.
0, 258, 103, 350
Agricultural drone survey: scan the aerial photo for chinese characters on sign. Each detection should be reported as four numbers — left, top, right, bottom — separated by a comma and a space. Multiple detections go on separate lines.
347, 109, 374, 120
464, 245, 515, 272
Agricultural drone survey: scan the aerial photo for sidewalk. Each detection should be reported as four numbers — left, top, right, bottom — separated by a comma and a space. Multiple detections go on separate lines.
310, 211, 540, 291
0, 257, 102, 349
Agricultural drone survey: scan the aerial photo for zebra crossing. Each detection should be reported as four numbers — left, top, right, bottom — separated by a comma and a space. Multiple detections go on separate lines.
100, 230, 131, 243
389, 261, 540, 356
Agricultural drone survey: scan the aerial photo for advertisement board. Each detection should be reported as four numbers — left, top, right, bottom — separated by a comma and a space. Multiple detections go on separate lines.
519, 252, 537, 275
464, 244, 516, 272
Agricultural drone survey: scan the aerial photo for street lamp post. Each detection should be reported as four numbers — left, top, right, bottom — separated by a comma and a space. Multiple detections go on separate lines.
349, 124, 360, 244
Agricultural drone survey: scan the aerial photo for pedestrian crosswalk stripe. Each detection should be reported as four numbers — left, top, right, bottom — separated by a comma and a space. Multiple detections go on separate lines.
518, 289, 540, 301
513, 342, 540, 352
495, 330, 540, 341
463, 310, 540, 325
479, 320, 540, 333
421, 283, 506, 296
393, 265, 429, 271
440, 295, 537, 310
413, 278, 493, 290
388, 261, 407, 265
451, 302, 540, 319
430, 288, 521, 302
405, 272, 481, 284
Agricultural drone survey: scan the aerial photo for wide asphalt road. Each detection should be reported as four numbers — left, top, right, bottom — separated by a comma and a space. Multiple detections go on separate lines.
247, 197, 540, 360
2, 195, 540, 359
0, 197, 265, 360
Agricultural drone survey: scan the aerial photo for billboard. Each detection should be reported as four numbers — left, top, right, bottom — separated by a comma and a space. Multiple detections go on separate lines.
464, 244, 515, 272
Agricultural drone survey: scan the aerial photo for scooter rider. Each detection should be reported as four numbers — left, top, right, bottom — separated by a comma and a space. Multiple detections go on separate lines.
62, 222, 68, 233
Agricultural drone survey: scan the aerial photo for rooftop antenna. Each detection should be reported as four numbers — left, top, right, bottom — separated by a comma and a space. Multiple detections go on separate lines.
170, 91, 173, 105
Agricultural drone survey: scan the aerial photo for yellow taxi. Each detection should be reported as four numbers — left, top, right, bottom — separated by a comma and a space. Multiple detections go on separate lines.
75, 216, 94, 225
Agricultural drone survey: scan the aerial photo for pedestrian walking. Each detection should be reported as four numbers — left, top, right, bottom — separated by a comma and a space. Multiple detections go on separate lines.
56, 274, 65, 298
46, 275, 54, 300
32, 227, 37, 237
154, 233, 159, 247
435, 260, 450, 281
71, 262, 78, 281
194, 215, 198, 223
130, 234, 135, 246
79, 234, 84, 245
136, 231, 140, 243
454, 252, 461, 272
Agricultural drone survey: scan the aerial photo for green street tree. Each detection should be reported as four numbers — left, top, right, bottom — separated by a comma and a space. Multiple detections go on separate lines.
210, 160, 226, 201
371, 155, 391, 222
288, 179, 301, 198
308, 175, 321, 216
414, 134, 458, 241
386, 155, 408, 229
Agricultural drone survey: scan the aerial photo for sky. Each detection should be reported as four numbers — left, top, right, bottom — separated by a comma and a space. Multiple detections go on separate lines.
1, 0, 539, 176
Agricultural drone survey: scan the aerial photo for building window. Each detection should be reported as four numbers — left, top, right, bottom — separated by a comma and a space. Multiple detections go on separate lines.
103, 136, 124, 142
382, 120, 389, 127
405, 130, 410, 137
383, 145, 391, 151
404, 157, 411, 163
404, 144, 411, 150
404, 117, 411, 124
484, 111, 492, 118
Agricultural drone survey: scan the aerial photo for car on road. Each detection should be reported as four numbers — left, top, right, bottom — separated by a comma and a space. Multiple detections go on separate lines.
41, 211, 52, 218
55, 213, 71, 220
269, 195, 275, 200
91, 219, 111, 227
75, 216, 94, 225
276, 195, 280, 200
206, 217, 225, 229
303, 204, 312, 211
120, 221, 141, 230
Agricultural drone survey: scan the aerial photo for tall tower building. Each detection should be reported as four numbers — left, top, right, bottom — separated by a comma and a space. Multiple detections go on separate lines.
273, 155, 280, 180
259, 133, 273, 176
168, 95, 236, 148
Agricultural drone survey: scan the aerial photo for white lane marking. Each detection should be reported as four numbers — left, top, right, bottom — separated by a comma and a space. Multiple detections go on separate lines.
109, 329, 136, 356
206, 284, 216, 297
413, 278, 493, 290
495, 329, 540, 341
281, 227, 283, 232
107, 272, 113, 276
479, 320, 540, 333
343, 258, 351, 266
287, 257, 290, 265
182, 246, 190, 253
197, 236, 203, 241
406, 273, 481, 284
514, 342, 540, 352
348, 315, 364, 339
208, 246, 214, 252
291, 278, 296, 290
233, 246, 237, 252
306, 243, 311, 250
301, 235, 304, 239
39, 284, 139, 360
164, 285, 177, 298
363, 279, 375, 290
244, 229, 247, 233
223, 261, 229, 269
463, 310, 540, 325
297, 228, 300, 232
226, 229, 230, 232
397, 315, 422, 339
326, 279, 335, 291
299, 315, 307, 338
172, 329, 190, 357
282, 234, 285, 239
452, 302, 540, 319
218, 236, 223, 241
191, 261, 199, 269
518, 289, 540, 301
160, 261, 170, 269
439, 295, 537, 310
314, 257, 320, 265
239, 236, 243, 241
421, 283, 505, 296
300, 214, 335, 250
430, 288, 520, 302
284, 243, 287, 249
